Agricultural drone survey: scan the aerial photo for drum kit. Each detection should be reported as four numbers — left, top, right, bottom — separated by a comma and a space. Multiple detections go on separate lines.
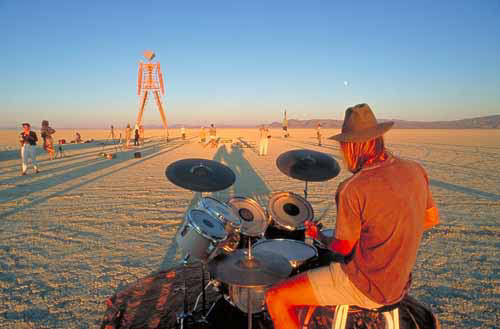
165, 150, 340, 329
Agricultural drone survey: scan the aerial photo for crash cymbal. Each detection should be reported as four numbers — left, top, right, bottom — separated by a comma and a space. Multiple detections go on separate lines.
208, 249, 292, 287
276, 149, 340, 182
165, 158, 236, 192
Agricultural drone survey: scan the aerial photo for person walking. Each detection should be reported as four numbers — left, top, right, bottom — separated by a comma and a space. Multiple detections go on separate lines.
259, 125, 270, 156
316, 123, 322, 146
181, 126, 186, 140
41, 120, 56, 160
19, 123, 39, 175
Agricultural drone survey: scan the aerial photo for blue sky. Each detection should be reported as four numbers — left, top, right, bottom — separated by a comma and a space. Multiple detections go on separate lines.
1, 0, 499, 128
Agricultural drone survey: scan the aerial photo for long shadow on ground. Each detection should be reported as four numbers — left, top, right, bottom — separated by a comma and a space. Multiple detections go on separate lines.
0, 141, 189, 218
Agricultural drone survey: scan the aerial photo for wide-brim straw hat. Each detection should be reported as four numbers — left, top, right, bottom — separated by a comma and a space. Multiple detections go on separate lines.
329, 103, 394, 142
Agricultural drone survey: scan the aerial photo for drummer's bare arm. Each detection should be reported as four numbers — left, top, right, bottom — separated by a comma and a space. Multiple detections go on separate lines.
423, 176, 439, 231
424, 207, 439, 230
421, 167, 439, 231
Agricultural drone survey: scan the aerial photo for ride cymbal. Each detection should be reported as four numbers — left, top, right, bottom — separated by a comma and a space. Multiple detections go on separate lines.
165, 158, 236, 192
276, 149, 340, 182
208, 249, 292, 287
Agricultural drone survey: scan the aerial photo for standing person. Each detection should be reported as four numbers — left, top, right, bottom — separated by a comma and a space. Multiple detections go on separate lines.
41, 120, 56, 160
259, 125, 270, 156
316, 123, 322, 146
266, 104, 440, 329
134, 128, 140, 146
199, 126, 206, 143
125, 124, 132, 149
209, 124, 217, 148
110, 125, 116, 141
181, 126, 186, 140
19, 123, 39, 175
139, 125, 145, 145
74, 132, 82, 143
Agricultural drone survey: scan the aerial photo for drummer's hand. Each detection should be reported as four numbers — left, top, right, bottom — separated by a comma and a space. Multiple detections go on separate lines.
304, 220, 320, 239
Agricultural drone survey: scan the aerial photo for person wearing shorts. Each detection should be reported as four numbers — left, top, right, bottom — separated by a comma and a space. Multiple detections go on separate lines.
266, 104, 440, 329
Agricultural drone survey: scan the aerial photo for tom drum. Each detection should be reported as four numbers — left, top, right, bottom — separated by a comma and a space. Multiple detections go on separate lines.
176, 209, 227, 262
265, 192, 314, 241
197, 197, 242, 253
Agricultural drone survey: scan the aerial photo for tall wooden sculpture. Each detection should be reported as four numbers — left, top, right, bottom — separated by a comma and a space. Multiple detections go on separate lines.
137, 50, 168, 135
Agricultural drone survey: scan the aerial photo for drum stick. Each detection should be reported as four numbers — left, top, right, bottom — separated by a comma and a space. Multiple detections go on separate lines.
314, 201, 333, 224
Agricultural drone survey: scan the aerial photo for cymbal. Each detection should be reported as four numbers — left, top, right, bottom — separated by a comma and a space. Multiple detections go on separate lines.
165, 158, 236, 192
276, 149, 340, 182
208, 249, 292, 287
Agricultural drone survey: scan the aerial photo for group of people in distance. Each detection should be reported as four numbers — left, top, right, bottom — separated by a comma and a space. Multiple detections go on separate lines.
198, 124, 218, 148
194, 122, 320, 156
19, 121, 59, 175
18, 121, 86, 175
124, 124, 144, 148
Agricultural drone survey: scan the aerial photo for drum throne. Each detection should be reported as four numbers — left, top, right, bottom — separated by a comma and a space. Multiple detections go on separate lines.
332, 303, 401, 329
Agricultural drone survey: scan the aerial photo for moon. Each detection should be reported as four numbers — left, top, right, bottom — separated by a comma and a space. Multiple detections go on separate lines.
343, 81, 349, 86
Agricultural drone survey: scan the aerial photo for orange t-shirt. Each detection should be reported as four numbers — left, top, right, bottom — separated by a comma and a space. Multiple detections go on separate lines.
335, 155, 438, 304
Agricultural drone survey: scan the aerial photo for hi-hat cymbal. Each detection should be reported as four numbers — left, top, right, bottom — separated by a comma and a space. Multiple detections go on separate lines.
165, 158, 236, 192
276, 149, 340, 182
208, 249, 292, 287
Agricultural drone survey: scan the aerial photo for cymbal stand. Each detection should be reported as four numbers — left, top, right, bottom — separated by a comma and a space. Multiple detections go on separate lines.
200, 261, 208, 322
247, 238, 253, 329
193, 279, 215, 311
176, 254, 193, 329
304, 181, 309, 200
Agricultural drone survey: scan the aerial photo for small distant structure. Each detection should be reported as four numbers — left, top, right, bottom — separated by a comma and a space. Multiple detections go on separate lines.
282, 109, 290, 138
137, 50, 168, 137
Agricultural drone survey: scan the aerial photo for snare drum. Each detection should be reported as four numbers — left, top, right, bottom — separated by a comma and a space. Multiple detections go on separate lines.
265, 192, 314, 241
197, 197, 242, 253
227, 197, 270, 247
176, 209, 227, 262
252, 239, 317, 274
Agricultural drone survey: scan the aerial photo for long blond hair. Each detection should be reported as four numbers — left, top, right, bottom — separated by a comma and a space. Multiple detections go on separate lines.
340, 136, 388, 173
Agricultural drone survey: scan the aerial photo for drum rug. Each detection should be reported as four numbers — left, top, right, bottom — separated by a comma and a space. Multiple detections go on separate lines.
100, 263, 439, 329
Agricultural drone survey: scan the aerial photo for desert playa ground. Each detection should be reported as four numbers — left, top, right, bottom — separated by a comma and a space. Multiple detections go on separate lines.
0, 128, 499, 328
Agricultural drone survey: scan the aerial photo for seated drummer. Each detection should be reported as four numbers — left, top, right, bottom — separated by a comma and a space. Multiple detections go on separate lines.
266, 104, 439, 329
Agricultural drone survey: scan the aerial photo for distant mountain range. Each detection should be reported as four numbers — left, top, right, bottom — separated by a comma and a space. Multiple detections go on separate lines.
8, 114, 494, 130
268, 114, 500, 129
